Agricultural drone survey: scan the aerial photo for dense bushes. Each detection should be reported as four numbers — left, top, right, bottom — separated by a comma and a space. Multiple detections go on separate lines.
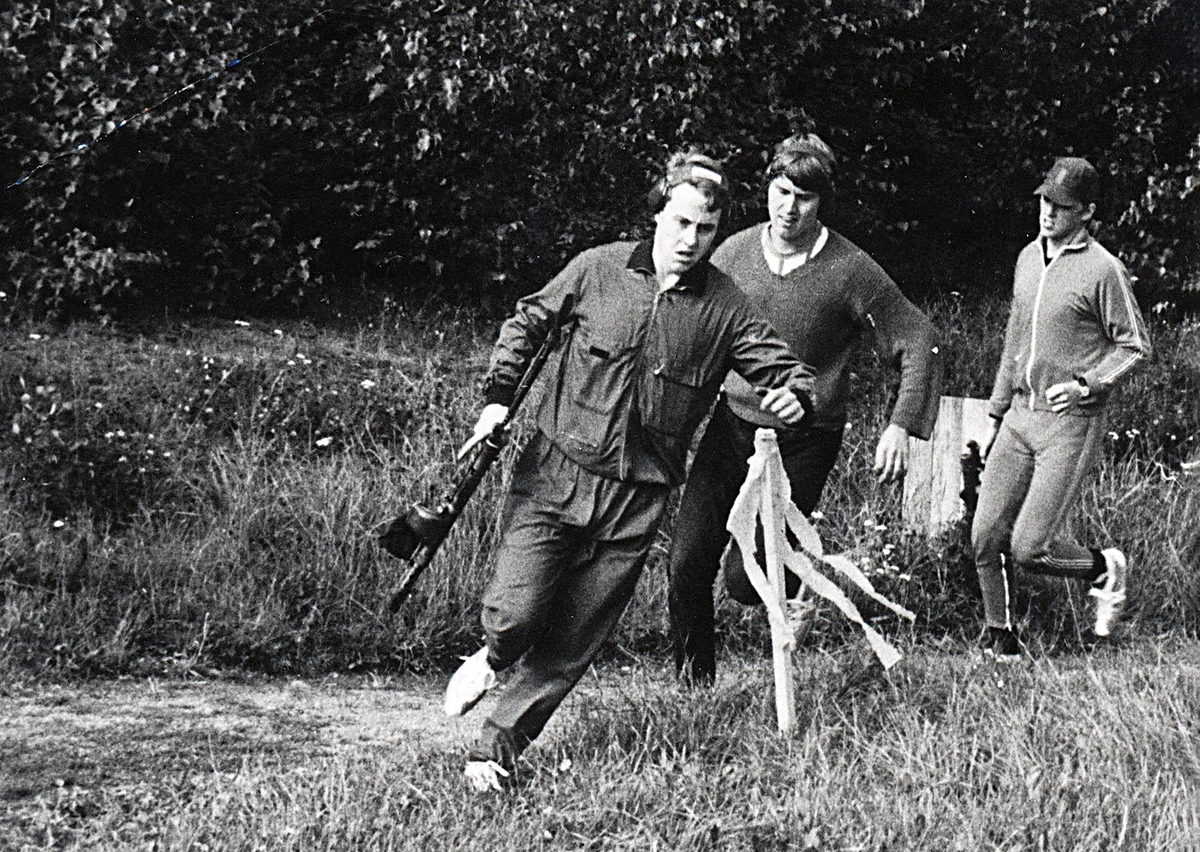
2, 1, 1197, 320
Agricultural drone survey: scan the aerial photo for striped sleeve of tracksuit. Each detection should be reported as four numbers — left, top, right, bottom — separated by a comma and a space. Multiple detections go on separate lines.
1076, 242, 1152, 392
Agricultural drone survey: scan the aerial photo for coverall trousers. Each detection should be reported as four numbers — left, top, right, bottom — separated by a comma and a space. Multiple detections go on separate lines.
472, 432, 670, 768
971, 406, 1107, 629
667, 403, 843, 685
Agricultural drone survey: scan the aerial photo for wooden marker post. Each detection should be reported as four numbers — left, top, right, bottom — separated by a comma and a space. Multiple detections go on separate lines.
755, 430, 797, 733
725, 428, 797, 733
727, 430, 915, 733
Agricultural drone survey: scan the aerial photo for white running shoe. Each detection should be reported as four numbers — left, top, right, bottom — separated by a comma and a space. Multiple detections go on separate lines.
1089, 548, 1128, 637
443, 646, 496, 716
464, 759, 510, 793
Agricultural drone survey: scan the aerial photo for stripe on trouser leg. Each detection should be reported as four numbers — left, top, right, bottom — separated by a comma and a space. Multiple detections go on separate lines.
1001, 553, 1012, 630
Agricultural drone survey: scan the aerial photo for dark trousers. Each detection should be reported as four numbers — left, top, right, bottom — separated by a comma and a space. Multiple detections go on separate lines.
470, 432, 670, 769
667, 404, 843, 684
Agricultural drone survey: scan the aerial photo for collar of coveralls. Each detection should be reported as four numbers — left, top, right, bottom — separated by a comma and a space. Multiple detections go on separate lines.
626, 239, 713, 293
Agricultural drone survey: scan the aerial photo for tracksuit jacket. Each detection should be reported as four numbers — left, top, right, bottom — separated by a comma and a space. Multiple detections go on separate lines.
988, 234, 1151, 420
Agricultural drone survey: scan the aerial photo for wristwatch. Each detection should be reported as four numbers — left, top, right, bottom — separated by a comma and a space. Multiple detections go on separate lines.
1076, 378, 1091, 399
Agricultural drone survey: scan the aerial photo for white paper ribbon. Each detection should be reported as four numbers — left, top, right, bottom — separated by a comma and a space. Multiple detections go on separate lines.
726, 430, 914, 669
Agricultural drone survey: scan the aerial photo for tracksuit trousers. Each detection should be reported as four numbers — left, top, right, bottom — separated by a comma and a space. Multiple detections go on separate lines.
667, 403, 843, 685
971, 405, 1109, 629
470, 431, 670, 770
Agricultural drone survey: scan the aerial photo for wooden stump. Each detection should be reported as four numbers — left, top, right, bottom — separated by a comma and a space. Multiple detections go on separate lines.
903, 396, 992, 536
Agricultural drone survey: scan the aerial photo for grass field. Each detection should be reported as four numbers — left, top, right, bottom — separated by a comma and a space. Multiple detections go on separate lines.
1, 297, 1198, 848
3, 646, 1199, 850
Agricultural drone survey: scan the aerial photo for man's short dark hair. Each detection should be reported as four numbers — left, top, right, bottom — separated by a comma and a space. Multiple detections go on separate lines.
647, 150, 729, 213
765, 133, 837, 203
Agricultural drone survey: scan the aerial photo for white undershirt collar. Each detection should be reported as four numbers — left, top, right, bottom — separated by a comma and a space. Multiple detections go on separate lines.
762, 225, 828, 276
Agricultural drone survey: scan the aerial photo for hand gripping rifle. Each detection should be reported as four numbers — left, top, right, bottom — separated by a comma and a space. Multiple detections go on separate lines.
380, 312, 568, 612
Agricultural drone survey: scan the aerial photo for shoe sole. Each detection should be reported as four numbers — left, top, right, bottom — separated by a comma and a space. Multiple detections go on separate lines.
1092, 590, 1126, 638
446, 691, 489, 717
983, 650, 1022, 664
445, 676, 495, 716
1094, 607, 1124, 637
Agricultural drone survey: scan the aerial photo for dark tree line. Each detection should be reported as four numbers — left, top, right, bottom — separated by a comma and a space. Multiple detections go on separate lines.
1, 0, 1197, 320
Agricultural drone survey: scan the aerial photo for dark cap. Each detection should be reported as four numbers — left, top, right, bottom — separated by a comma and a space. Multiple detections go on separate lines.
1034, 157, 1100, 207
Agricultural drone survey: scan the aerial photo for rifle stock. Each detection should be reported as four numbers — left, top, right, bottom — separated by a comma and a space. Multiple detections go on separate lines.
382, 433, 503, 611
960, 439, 984, 520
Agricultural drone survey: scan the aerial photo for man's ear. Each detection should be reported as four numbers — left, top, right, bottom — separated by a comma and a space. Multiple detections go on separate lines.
1083, 202, 1097, 223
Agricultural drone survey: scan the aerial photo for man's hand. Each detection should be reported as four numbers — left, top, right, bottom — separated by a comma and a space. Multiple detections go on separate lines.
758, 386, 807, 425
1045, 380, 1086, 414
873, 423, 910, 483
457, 403, 510, 459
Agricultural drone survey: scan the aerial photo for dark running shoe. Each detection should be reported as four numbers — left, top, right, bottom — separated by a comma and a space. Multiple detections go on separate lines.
982, 626, 1021, 662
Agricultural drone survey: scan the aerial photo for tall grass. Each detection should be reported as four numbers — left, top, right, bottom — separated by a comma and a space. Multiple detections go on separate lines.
1, 301, 1197, 678
0, 310, 502, 675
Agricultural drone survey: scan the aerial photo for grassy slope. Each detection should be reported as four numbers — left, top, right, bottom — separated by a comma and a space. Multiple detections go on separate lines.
1, 302, 1198, 849
1, 302, 1198, 677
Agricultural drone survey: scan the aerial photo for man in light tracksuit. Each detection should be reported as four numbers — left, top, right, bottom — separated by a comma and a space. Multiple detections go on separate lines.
441, 151, 818, 792
973, 156, 1151, 658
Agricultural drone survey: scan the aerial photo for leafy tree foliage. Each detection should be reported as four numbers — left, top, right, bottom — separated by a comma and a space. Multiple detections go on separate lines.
1, 0, 1196, 319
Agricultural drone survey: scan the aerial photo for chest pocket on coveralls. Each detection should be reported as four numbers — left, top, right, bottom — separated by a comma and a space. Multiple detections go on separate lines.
562, 324, 637, 449
641, 362, 708, 439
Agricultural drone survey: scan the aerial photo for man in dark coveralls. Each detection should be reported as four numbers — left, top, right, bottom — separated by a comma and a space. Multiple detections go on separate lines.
444, 150, 818, 791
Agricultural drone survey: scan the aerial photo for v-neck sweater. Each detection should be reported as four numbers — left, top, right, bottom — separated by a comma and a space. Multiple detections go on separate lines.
713, 224, 941, 438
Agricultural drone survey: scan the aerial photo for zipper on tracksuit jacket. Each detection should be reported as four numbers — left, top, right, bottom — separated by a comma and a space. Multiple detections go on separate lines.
1024, 256, 1056, 410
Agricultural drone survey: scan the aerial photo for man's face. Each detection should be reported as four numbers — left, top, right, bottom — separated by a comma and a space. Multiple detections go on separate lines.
653, 183, 721, 278
1038, 195, 1092, 243
767, 175, 821, 244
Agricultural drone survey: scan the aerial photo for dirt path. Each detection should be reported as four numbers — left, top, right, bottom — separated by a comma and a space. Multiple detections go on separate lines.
0, 674, 490, 809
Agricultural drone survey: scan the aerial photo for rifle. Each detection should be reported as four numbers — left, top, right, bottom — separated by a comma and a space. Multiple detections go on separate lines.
959, 439, 984, 521
380, 311, 569, 612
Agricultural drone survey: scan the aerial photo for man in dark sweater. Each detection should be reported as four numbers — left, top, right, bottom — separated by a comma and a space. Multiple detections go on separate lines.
668, 133, 943, 685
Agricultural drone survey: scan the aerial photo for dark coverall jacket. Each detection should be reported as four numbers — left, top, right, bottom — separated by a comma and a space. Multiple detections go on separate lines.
483, 240, 817, 485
